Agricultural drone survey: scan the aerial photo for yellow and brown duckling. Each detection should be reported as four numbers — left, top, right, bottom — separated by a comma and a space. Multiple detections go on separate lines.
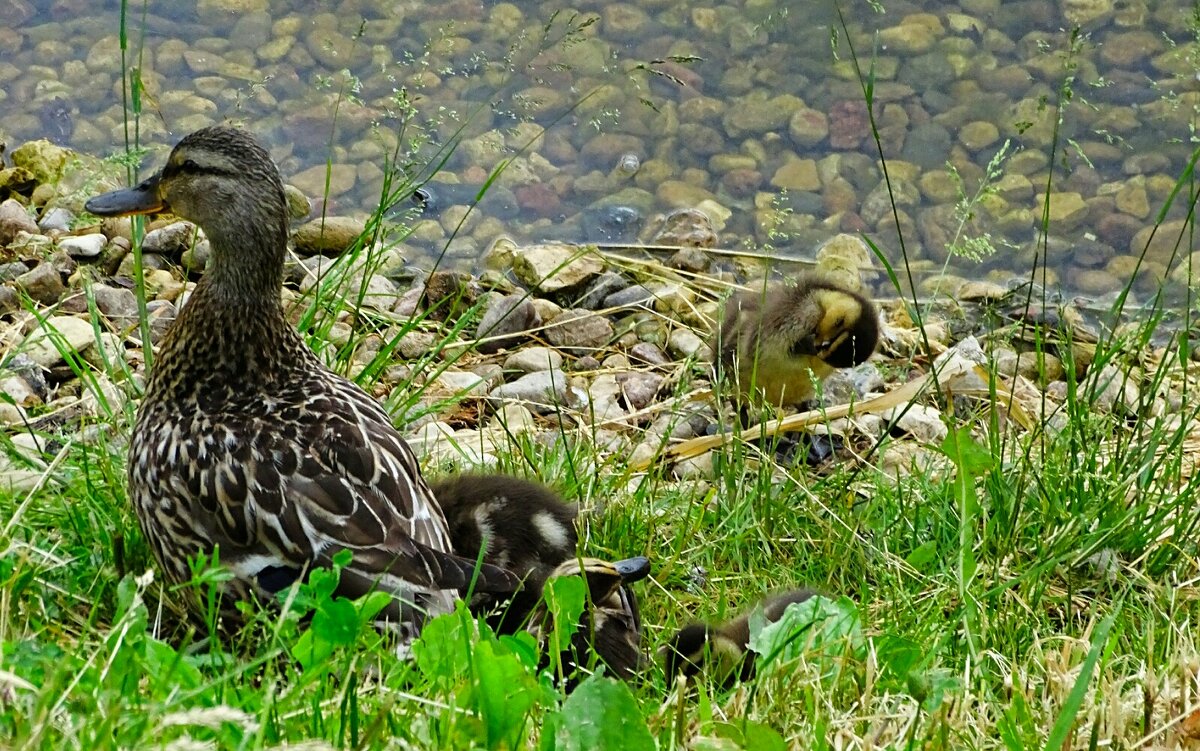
662, 589, 818, 687
715, 274, 879, 409
85, 126, 516, 634
527, 556, 650, 687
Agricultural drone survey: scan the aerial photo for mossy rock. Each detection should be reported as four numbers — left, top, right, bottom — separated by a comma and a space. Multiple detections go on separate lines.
11, 140, 72, 185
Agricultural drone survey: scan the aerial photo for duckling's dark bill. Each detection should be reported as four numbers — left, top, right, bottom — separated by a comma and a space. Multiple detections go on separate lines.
613, 556, 651, 582
85, 173, 165, 216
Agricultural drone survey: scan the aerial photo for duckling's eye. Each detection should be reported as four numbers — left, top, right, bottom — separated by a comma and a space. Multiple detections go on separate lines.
181, 159, 201, 171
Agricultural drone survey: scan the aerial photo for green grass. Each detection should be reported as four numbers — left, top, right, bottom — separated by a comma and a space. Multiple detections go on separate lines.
7, 4, 1200, 750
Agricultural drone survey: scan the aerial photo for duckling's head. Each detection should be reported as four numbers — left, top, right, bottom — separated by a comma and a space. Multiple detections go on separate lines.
803, 286, 879, 368
661, 623, 748, 686
86, 126, 287, 245
537, 556, 649, 684
547, 555, 650, 606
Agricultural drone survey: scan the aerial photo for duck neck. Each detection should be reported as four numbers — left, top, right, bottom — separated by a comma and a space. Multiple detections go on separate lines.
149, 207, 309, 401
200, 203, 289, 304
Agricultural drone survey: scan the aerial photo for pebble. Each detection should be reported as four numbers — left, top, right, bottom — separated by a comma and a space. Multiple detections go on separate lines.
488, 369, 570, 413
92, 283, 138, 323
616, 371, 663, 411
511, 243, 604, 293
602, 284, 656, 309
143, 221, 199, 258
0, 375, 40, 407
430, 370, 489, 398
573, 270, 627, 310
38, 207, 73, 233
475, 292, 538, 354
59, 233, 106, 258
0, 198, 38, 245
628, 342, 670, 366
15, 263, 65, 305
667, 328, 710, 359
20, 314, 96, 366
504, 346, 564, 373
292, 216, 366, 255
543, 309, 614, 353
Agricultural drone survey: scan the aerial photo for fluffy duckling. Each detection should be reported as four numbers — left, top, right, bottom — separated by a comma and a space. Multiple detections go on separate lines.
430, 474, 577, 587
428, 473, 578, 629
527, 556, 650, 686
715, 274, 879, 409
662, 589, 817, 687
85, 126, 516, 635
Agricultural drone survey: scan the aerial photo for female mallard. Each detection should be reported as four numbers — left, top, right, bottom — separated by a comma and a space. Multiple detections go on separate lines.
85, 126, 515, 633
715, 274, 879, 409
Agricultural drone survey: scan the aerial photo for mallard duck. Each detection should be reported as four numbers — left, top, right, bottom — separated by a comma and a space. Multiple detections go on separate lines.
526, 556, 650, 686
662, 589, 817, 687
85, 126, 516, 634
715, 274, 879, 409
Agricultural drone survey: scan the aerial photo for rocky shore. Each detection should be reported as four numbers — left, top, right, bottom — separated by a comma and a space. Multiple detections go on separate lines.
0, 135, 1192, 497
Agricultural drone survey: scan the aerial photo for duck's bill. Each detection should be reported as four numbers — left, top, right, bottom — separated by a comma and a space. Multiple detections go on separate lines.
612, 556, 651, 583
85, 172, 164, 216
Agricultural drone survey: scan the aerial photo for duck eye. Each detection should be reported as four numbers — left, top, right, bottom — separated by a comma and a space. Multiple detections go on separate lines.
182, 159, 200, 171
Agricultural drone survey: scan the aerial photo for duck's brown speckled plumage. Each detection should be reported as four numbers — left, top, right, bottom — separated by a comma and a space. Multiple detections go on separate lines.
87, 126, 515, 630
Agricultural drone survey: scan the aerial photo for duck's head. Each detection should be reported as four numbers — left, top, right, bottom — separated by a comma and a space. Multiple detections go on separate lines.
802, 285, 879, 368
86, 126, 287, 241
661, 622, 749, 686
533, 555, 650, 685
548, 555, 650, 605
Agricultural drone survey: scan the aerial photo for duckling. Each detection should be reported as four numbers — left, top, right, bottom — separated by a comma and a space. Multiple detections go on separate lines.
715, 274, 879, 410
526, 556, 650, 686
430, 473, 577, 587
85, 126, 516, 635
662, 589, 817, 687
428, 473, 577, 629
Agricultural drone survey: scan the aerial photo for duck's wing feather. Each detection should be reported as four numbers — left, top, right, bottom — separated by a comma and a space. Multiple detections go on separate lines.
187, 386, 518, 607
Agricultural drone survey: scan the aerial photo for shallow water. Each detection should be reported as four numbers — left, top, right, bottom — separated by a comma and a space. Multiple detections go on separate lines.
2, 0, 1198, 310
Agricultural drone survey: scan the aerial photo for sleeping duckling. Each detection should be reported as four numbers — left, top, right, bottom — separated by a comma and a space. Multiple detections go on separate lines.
428, 473, 578, 630
527, 556, 650, 687
430, 473, 577, 584
662, 589, 817, 687
430, 474, 647, 685
715, 274, 879, 409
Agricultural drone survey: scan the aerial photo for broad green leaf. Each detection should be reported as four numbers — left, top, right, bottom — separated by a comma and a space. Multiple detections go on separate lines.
714, 720, 787, 751
543, 575, 586, 675
312, 597, 359, 646
556, 676, 653, 751
748, 595, 861, 674
472, 639, 537, 749
412, 610, 474, 682
905, 540, 939, 571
